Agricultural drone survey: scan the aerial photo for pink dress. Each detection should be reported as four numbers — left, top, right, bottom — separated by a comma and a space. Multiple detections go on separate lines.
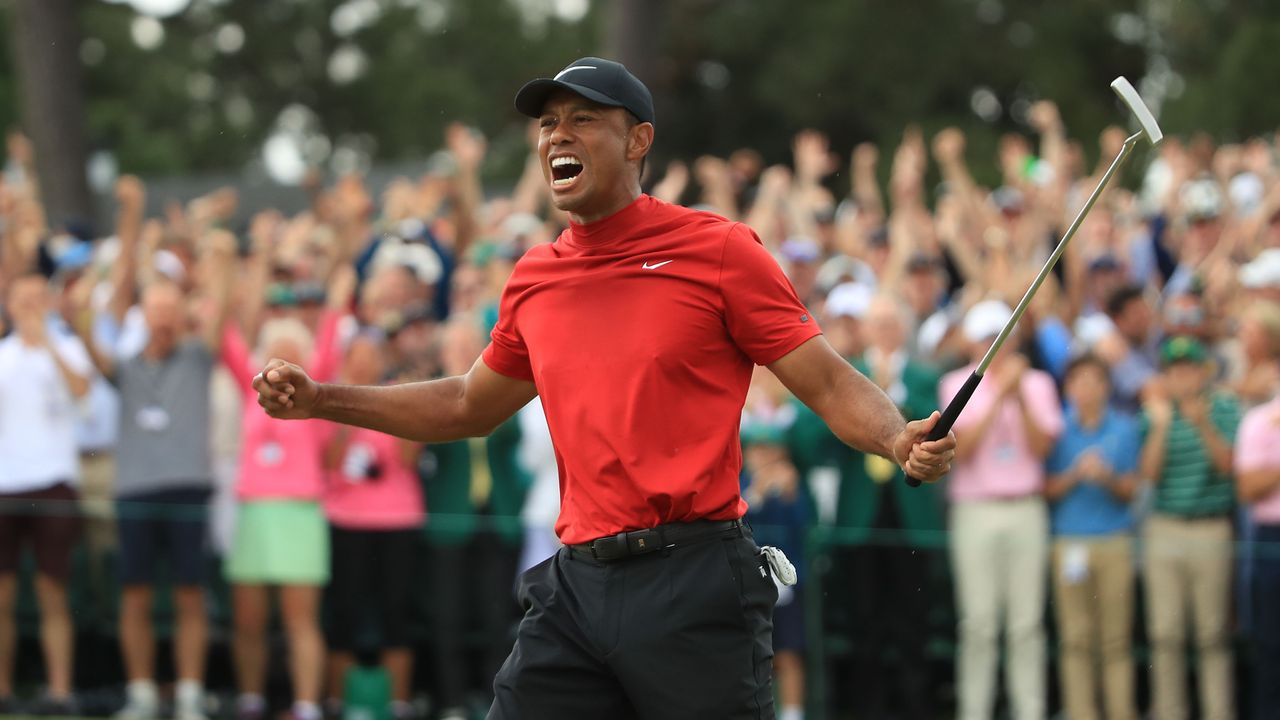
222, 312, 342, 501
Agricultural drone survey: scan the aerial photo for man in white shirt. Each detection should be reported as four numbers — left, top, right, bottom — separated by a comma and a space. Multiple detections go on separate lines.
0, 274, 92, 714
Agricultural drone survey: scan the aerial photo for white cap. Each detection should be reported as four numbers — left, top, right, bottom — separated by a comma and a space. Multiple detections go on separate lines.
824, 282, 873, 320
1240, 248, 1280, 289
1180, 178, 1224, 221
1230, 172, 1264, 217
962, 299, 1012, 342
370, 237, 443, 285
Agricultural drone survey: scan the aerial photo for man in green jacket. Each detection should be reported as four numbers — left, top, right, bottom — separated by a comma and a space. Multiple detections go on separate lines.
422, 317, 529, 720
797, 292, 944, 720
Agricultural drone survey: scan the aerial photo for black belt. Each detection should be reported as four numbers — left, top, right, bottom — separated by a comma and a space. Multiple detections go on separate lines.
569, 519, 743, 562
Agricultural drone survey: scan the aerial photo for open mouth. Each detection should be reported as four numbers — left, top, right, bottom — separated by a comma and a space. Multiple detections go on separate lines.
550, 155, 584, 189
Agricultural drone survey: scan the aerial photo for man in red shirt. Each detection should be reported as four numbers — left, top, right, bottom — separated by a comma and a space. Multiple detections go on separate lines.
255, 57, 955, 720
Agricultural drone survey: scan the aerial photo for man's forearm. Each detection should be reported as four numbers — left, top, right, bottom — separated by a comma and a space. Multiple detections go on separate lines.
315, 377, 485, 443
818, 367, 905, 459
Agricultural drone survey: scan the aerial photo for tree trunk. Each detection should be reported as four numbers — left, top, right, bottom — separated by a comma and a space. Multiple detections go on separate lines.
11, 0, 93, 227
603, 0, 666, 89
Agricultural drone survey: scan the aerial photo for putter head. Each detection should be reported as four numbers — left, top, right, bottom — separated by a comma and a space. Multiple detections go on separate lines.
1111, 77, 1163, 146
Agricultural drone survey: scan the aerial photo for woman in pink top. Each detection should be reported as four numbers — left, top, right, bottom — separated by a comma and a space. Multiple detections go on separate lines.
940, 300, 1064, 720
222, 275, 348, 720
321, 331, 424, 720
1235, 393, 1280, 719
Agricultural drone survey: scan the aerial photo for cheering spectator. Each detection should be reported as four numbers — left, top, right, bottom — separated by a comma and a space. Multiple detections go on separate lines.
1234, 379, 1280, 720
69, 179, 236, 720
0, 273, 92, 715
322, 331, 424, 720
942, 300, 1063, 720
1100, 284, 1159, 413
1044, 354, 1140, 720
1139, 336, 1241, 720
842, 294, 943, 720
740, 413, 808, 720
421, 314, 527, 720
221, 262, 351, 720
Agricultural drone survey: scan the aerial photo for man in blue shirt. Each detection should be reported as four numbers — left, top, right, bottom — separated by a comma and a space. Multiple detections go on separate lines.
1045, 353, 1140, 720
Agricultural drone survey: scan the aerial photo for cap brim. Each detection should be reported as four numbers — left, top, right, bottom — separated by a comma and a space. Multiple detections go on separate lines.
515, 79, 627, 118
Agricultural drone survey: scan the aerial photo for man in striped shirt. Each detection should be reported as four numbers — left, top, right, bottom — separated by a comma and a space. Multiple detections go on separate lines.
1139, 335, 1241, 720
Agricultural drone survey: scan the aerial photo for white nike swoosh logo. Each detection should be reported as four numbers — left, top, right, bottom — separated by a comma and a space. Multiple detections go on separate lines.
642, 260, 674, 270
554, 66, 598, 81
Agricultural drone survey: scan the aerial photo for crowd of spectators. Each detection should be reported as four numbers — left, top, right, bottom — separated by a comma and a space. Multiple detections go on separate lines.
2, 99, 1280, 720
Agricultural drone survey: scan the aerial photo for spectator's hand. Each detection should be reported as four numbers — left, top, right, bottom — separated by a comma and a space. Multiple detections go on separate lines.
254, 359, 321, 420
996, 353, 1029, 397
1076, 451, 1111, 483
792, 130, 836, 184
140, 218, 165, 256
694, 155, 731, 188
1099, 126, 1128, 164
249, 210, 283, 255
852, 142, 879, 173
757, 165, 792, 199
892, 411, 956, 483
1143, 391, 1174, 428
1027, 100, 1061, 133
204, 228, 237, 260
446, 123, 486, 173
931, 127, 966, 165
115, 175, 146, 212
651, 160, 689, 204
1178, 396, 1211, 429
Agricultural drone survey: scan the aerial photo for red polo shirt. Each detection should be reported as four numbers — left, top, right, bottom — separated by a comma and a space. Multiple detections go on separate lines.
481, 194, 820, 544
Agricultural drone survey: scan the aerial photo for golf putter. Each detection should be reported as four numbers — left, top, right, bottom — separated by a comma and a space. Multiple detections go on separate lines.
905, 77, 1163, 487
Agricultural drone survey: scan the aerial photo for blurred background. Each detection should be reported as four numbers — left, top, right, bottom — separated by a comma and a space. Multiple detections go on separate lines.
2, 1, 1280, 720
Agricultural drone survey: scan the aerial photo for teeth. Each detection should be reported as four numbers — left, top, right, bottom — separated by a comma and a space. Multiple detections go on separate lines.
552, 177, 576, 187
551, 156, 582, 168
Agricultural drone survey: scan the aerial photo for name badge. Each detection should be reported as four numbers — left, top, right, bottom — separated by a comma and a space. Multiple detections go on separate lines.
257, 441, 285, 467
1061, 543, 1090, 585
136, 406, 171, 433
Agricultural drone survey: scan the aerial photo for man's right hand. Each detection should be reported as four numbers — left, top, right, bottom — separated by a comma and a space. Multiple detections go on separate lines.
254, 359, 321, 420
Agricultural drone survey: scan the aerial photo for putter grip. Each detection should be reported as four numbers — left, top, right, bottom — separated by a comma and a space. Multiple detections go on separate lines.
905, 370, 982, 487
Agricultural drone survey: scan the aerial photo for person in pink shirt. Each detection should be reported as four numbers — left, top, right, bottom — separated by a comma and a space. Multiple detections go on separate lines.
321, 330, 424, 720
1234, 394, 1280, 719
222, 295, 345, 720
940, 300, 1064, 720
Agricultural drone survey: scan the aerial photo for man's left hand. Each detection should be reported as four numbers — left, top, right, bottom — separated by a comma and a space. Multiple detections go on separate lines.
892, 411, 957, 484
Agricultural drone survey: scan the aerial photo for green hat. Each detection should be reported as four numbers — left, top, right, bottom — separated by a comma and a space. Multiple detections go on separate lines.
1160, 335, 1207, 366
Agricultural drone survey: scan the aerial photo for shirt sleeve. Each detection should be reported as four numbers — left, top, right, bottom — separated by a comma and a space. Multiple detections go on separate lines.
1023, 371, 1066, 439
1212, 393, 1243, 443
1235, 407, 1274, 474
1045, 431, 1072, 475
481, 281, 535, 382
53, 334, 95, 378
718, 223, 821, 366
1114, 414, 1141, 474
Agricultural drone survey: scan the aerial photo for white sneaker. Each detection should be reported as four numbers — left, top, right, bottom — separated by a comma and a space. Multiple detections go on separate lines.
113, 699, 159, 720
174, 703, 210, 720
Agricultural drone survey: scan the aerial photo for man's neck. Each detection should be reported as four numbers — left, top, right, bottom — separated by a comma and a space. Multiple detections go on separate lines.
568, 186, 641, 225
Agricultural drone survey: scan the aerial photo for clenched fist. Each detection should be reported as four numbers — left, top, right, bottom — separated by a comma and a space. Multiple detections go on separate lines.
253, 359, 322, 420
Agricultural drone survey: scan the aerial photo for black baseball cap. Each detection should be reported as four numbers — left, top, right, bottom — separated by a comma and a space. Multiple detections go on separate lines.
515, 57, 655, 126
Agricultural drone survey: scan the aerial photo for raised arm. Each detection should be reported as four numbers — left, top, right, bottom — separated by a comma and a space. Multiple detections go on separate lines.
108, 176, 146, 324
255, 355, 537, 443
767, 335, 955, 483
446, 123, 486, 257
198, 229, 237, 353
